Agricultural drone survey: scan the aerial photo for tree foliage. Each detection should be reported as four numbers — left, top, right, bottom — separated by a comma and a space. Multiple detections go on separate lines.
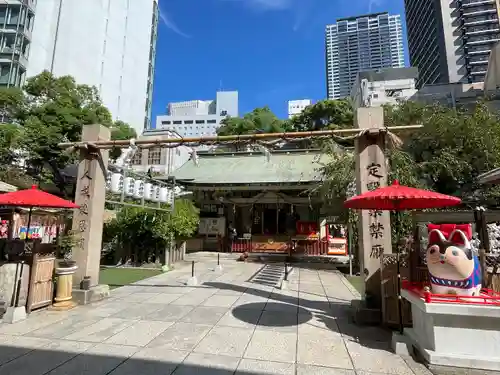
287, 99, 354, 131
103, 199, 199, 265
217, 106, 292, 136
0, 71, 136, 194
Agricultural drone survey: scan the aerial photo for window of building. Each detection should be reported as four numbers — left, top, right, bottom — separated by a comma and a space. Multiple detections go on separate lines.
195, 120, 205, 124
184, 120, 193, 124
148, 148, 161, 165
173, 120, 182, 124
207, 119, 217, 124
131, 149, 142, 165
161, 120, 171, 125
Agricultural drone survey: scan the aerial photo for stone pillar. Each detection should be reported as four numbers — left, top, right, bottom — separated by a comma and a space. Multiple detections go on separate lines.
72, 124, 110, 287
354, 107, 392, 308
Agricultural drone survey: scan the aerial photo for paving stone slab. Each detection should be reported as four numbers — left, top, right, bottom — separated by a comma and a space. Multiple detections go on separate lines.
345, 340, 414, 375
0, 335, 51, 366
244, 329, 297, 363
180, 306, 228, 325
297, 332, 353, 369
109, 348, 188, 375
194, 326, 254, 358
217, 309, 262, 329
173, 352, 240, 375
256, 310, 299, 332
0, 340, 93, 375
110, 303, 163, 320
145, 305, 195, 322
105, 320, 172, 347
29, 316, 100, 339
63, 318, 136, 343
296, 365, 356, 375
45, 343, 138, 375
0, 312, 67, 336
145, 293, 184, 304
147, 322, 211, 351
236, 359, 295, 374
201, 295, 240, 308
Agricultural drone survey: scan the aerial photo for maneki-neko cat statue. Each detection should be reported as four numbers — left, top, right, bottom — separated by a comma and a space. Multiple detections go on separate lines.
426, 228, 482, 296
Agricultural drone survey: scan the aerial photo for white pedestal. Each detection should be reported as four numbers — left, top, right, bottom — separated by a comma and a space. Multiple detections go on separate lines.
280, 280, 289, 290
186, 276, 198, 286
401, 289, 500, 371
2, 306, 27, 324
214, 265, 223, 272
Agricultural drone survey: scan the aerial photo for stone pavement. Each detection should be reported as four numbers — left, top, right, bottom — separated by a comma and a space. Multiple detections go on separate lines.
0, 255, 432, 375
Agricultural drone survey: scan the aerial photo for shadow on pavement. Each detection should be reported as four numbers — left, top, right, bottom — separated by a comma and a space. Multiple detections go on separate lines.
205, 281, 393, 350
0, 343, 289, 374
232, 302, 312, 327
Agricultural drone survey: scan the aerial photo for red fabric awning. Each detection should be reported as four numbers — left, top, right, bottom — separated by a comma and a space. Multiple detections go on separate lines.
0, 185, 79, 209
343, 180, 461, 210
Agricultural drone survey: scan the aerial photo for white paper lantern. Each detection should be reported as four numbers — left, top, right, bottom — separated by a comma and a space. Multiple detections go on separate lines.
106, 171, 112, 191
159, 187, 169, 203
124, 177, 135, 196
150, 185, 159, 202
144, 182, 153, 200
110, 173, 123, 194
166, 189, 174, 205
133, 180, 145, 199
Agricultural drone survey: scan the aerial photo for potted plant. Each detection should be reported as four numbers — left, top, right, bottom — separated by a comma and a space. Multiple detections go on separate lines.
57, 231, 77, 268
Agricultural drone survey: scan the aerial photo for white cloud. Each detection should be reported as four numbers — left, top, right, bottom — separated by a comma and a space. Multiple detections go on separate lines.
158, 8, 190, 38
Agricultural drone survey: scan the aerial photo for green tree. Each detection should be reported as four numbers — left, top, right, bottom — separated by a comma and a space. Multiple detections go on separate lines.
388, 101, 500, 203
217, 106, 292, 136
103, 199, 199, 265
0, 71, 113, 195
287, 99, 354, 131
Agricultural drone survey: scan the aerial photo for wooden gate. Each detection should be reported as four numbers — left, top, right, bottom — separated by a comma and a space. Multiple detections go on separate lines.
26, 246, 56, 313
380, 254, 413, 328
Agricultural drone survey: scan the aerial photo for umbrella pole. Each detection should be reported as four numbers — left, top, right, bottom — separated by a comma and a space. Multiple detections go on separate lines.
395, 211, 404, 334
397, 250, 404, 334
25, 207, 33, 241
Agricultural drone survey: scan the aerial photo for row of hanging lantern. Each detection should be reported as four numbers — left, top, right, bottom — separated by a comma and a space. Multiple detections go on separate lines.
106, 171, 174, 204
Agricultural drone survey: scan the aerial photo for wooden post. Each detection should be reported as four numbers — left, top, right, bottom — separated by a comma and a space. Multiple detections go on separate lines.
72, 124, 110, 287
354, 107, 392, 309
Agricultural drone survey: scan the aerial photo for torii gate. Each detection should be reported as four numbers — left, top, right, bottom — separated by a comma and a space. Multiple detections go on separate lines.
58, 107, 421, 311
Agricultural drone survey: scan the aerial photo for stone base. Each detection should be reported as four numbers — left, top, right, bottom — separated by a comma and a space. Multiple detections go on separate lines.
280, 280, 289, 290
2, 306, 27, 324
72, 284, 110, 305
391, 332, 412, 356
186, 276, 198, 286
214, 265, 223, 272
402, 288, 500, 371
350, 299, 382, 325
405, 328, 500, 371
50, 301, 78, 311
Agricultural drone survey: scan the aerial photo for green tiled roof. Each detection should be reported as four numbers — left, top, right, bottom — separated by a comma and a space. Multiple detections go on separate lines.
173, 150, 330, 185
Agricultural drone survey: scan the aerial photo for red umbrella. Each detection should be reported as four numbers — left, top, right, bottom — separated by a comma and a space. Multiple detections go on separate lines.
0, 185, 79, 209
343, 180, 461, 335
343, 180, 461, 210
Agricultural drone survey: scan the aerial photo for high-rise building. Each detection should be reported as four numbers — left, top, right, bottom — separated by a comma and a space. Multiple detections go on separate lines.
325, 12, 405, 99
405, 0, 500, 88
23, 0, 159, 134
288, 99, 312, 119
155, 91, 239, 138
0, 0, 36, 88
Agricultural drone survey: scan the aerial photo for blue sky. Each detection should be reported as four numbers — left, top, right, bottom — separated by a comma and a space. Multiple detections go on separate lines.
151, 0, 407, 124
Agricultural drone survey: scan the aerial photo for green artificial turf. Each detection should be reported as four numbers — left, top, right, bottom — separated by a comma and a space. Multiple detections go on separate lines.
99, 267, 162, 289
